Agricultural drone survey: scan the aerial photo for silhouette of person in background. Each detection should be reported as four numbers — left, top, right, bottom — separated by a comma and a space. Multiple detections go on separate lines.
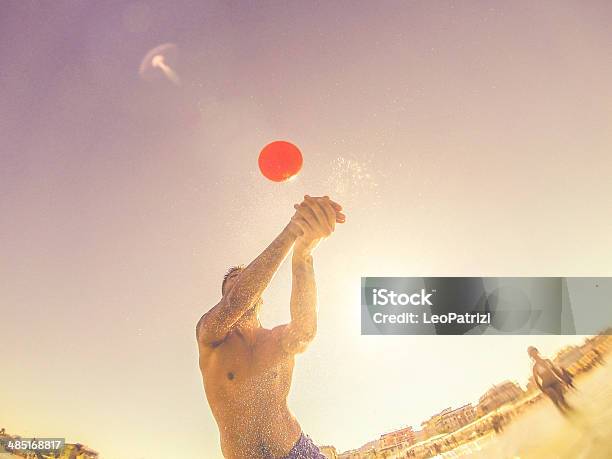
560, 367, 576, 390
529, 346, 572, 414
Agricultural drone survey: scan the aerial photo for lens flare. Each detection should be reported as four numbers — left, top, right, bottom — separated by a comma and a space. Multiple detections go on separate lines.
139, 43, 180, 85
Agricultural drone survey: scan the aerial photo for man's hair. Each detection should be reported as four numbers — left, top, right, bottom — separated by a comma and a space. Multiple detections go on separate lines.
527, 346, 539, 356
222, 265, 245, 294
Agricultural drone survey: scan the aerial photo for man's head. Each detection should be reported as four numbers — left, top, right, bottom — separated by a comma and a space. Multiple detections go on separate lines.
527, 346, 540, 359
222, 265, 245, 295
221, 265, 263, 322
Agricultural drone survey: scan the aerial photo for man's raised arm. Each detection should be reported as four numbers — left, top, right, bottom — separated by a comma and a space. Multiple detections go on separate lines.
280, 249, 318, 354
197, 220, 301, 347
280, 196, 341, 354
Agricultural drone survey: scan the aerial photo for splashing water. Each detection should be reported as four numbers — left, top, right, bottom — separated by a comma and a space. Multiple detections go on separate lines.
325, 156, 381, 204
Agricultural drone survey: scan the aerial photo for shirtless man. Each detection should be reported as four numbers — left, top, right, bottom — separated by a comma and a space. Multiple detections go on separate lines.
196, 195, 346, 458
528, 346, 572, 414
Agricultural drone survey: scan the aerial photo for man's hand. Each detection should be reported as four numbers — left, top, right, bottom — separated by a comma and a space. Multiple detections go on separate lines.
290, 196, 344, 255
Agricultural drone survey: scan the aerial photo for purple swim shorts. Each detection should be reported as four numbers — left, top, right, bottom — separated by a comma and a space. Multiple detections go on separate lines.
281, 433, 326, 459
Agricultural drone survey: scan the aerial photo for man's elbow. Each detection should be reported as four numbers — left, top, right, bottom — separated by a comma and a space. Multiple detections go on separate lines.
297, 323, 317, 344
291, 329, 317, 354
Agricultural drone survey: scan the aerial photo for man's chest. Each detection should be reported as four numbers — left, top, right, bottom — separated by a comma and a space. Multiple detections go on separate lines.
209, 332, 293, 385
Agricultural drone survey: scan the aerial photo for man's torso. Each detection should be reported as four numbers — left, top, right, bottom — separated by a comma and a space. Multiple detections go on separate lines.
199, 326, 302, 458
534, 359, 559, 386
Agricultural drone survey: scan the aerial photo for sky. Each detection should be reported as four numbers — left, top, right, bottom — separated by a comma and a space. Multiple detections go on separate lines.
1, 1, 611, 458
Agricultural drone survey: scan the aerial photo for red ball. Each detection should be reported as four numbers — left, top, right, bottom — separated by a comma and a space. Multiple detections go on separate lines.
258, 141, 303, 182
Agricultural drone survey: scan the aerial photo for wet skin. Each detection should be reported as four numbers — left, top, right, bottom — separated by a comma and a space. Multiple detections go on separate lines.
198, 318, 301, 458
196, 196, 345, 458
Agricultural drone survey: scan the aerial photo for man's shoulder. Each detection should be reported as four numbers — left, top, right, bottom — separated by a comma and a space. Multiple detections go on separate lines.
195, 303, 225, 340
267, 324, 288, 338
197, 319, 230, 353
196, 300, 225, 327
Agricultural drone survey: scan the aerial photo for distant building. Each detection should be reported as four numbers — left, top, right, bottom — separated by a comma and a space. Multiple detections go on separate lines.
555, 336, 610, 373
379, 425, 415, 448
554, 345, 584, 372
421, 407, 451, 439
525, 375, 539, 394
338, 449, 359, 459
320, 445, 339, 459
59, 443, 99, 459
339, 439, 377, 459
412, 428, 426, 444
478, 381, 524, 415
436, 404, 476, 433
